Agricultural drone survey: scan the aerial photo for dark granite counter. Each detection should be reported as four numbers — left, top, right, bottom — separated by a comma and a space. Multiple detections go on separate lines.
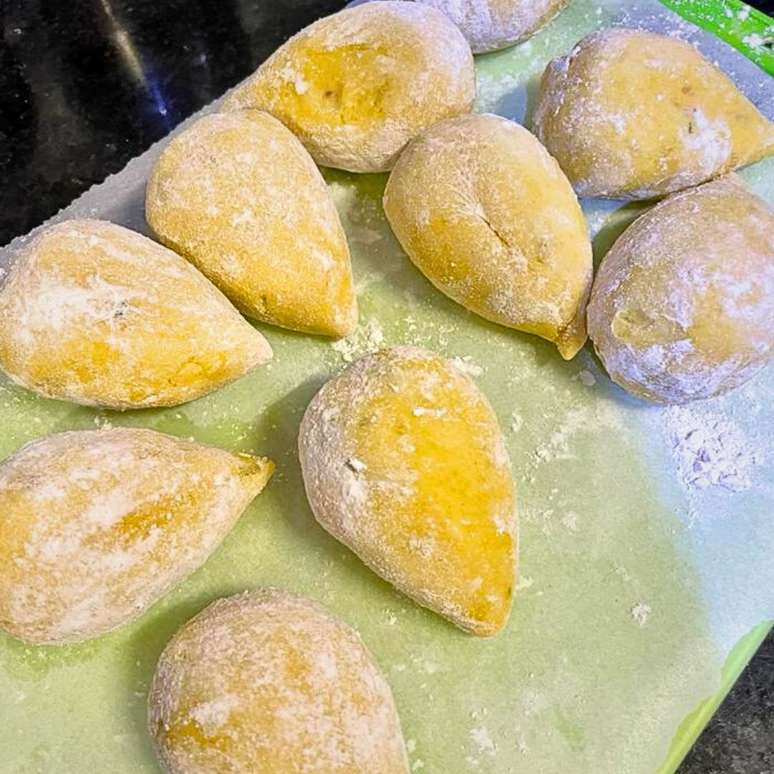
682, 633, 774, 773
1, 1, 772, 771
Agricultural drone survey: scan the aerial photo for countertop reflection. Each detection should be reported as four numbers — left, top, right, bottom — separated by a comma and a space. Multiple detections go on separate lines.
0, 0, 346, 244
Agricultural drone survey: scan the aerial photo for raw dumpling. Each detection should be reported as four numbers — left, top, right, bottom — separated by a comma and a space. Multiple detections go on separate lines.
146, 110, 357, 337
588, 176, 774, 403
299, 346, 517, 636
413, 0, 571, 53
221, 1, 475, 173
383, 113, 592, 359
533, 29, 774, 199
149, 589, 409, 774
0, 220, 272, 409
0, 428, 273, 644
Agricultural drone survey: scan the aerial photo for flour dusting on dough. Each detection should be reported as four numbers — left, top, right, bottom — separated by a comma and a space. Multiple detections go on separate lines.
149, 590, 409, 772
416, 0, 570, 53
0, 429, 272, 644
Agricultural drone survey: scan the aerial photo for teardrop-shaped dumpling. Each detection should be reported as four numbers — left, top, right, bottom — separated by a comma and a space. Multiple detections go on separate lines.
221, 1, 475, 173
414, 0, 571, 53
0, 220, 272, 409
588, 176, 774, 403
149, 590, 409, 774
146, 110, 357, 337
299, 346, 517, 636
383, 113, 593, 359
0, 428, 273, 644
533, 29, 774, 199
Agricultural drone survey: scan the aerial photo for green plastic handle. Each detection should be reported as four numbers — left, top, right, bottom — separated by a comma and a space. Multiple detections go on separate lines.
660, 0, 774, 73
657, 621, 774, 773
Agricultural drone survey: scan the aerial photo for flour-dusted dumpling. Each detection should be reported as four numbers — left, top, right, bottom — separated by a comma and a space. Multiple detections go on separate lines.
299, 347, 517, 636
221, 1, 475, 173
0, 220, 272, 409
383, 114, 592, 359
149, 590, 409, 774
0, 429, 273, 644
588, 176, 774, 403
147, 110, 357, 337
414, 0, 571, 52
533, 29, 774, 199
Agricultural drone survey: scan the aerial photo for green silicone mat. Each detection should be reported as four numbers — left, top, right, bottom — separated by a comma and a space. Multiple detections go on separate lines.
1, 0, 773, 772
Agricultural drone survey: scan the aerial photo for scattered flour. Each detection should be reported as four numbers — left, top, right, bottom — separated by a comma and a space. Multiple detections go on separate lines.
741, 33, 768, 49
451, 355, 484, 377
528, 401, 624, 469
411, 654, 440, 675
474, 72, 522, 113
516, 575, 534, 591
532, 408, 591, 463
630, 602, 652, 627
470, 726, 497, 757
667, 406, 763, 492
510, 411, 523, 433
330, 318, 385, 363
561, 511, 579, 532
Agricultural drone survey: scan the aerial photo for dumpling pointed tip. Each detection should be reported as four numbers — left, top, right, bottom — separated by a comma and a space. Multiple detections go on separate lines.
556, 337, 585, 360
454, 586, 514, 639
462, 607, 512, 638
318, 297, 359, 339
233, 453, 275, 496
242, 326, 274, 366
555, 314, 588, 360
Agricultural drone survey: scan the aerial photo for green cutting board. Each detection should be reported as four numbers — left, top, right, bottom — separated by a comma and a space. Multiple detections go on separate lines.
1, 0, 773, 771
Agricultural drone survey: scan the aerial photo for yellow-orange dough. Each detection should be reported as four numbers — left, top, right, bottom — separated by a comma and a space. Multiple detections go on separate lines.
588, 176, 774, 403
414, 0, 571, 53
533, 29, 774, 199
383, 114, 592, 359
299, 346, 517, 636
222, 1, 475, 172
147, 110, 357, 337
149, 590, 409, 774
0, 220, 272, 409
0, 429, 273, 644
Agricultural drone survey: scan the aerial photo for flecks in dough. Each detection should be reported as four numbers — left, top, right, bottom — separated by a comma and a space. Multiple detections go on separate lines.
0, 220, 272, 409
147, 110, 357, 337
533, 29, 774, 199
384, 114, 592, 359
414, 0, 571, 53
222, 1, 475, 172
299, 346, 517, 636
588, 176, 774, 403
0, 428, 273, 644
149, 589, 409, 773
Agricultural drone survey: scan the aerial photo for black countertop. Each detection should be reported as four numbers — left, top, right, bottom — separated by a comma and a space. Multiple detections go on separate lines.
1, 1, 773, 771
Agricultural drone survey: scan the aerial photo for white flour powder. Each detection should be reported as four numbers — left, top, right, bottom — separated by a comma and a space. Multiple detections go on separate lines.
666, 406, 763, 492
